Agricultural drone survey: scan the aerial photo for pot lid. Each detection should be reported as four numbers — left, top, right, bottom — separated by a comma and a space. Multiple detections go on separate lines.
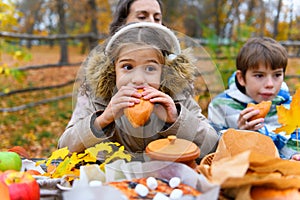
145, 135, 200, 162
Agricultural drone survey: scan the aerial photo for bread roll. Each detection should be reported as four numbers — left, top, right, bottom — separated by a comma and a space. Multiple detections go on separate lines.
251, 187, 300, 200
124, 89, 154, 128
247, 101, 271, 121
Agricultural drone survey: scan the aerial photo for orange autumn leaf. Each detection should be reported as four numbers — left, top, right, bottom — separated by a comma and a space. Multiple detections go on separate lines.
8, 146, 30, 159
274, 88, 300, 135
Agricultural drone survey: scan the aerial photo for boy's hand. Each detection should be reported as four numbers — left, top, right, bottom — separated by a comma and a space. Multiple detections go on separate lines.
142, 87, 178, 123
291, 154, 300, 161
238, 107, 265, 130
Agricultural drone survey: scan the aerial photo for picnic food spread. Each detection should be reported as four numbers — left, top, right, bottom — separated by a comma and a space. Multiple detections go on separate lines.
108, 176, 201, 200
247, 100, 272, 121
197, 129, 300, 200
124, 89, 154, 128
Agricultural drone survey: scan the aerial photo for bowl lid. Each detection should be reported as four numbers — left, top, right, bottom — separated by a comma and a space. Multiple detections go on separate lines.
145, 135, 200, 162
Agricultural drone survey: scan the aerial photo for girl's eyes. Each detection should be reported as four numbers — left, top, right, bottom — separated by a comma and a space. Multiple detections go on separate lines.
145, 65, 158, 72
121, 64, 158, 72
122, 64, 133, 70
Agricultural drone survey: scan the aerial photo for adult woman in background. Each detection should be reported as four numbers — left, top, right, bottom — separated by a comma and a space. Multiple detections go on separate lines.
110, 0, 163, 34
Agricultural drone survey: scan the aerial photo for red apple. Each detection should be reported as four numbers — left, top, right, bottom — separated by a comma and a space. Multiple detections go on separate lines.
0, 170, 40, 200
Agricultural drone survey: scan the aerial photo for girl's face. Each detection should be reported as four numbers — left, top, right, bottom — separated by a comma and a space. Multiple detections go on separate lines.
115, 45, 164, 89
237, 63, 284, 103
126, 0, 162, 24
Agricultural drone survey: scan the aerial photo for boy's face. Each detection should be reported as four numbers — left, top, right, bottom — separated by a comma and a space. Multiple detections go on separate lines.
126, 0, 162, 24
237, 63, 284, 103
115, 45, 163, 90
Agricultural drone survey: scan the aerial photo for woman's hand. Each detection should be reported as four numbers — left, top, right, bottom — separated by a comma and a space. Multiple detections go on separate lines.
238, 107, 264, 131
142, 87, 178, 123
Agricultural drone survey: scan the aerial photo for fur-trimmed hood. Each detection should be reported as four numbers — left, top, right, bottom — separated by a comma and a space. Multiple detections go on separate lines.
83, 44, 196, 102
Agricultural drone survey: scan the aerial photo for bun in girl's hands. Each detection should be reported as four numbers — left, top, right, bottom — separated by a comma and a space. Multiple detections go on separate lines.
247, 101, 272, 121
124, 89, 154, 128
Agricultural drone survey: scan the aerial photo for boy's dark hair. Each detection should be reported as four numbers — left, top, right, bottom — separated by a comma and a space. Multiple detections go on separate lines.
236, 37, 288, 78
109, 0, 164, 35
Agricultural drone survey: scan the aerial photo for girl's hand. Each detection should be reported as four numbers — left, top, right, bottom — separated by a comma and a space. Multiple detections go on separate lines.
238, 107, 264, 130
142, 87, 178, 123
95, 86, 141, 128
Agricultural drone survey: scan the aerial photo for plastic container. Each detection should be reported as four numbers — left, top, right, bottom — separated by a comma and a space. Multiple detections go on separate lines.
145, 135, 200, 169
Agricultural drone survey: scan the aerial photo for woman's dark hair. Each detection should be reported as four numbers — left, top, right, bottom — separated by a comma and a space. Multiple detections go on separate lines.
109, 0, 163, 35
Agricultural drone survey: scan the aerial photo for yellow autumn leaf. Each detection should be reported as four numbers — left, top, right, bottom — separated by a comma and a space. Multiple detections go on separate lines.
68, 152, 84, 169
76, 152, 97, 164
65, 169, 80, 182
86, 142, 120, 158
36, 159, 46, 166
45, 147, 69, 166
13, 51, 23, 60
4, 68, 10, 76
103, 146, 132, 164
3, 88, 10, 94
39, 142, 132, 179
51, 157, 72, 178
274, 88, 300, 135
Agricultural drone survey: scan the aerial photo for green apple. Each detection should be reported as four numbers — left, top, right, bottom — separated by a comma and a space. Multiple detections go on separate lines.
0, 152, 22, 172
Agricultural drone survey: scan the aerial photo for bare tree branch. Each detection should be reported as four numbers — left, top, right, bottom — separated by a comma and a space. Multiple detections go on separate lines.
0, 31, 107, 40
0, 93, 73, 112
17, 62, 81, 71
0, 80, 75, 97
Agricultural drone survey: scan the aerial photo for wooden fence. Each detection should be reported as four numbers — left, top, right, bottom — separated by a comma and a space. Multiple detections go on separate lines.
1, 31, 300, 112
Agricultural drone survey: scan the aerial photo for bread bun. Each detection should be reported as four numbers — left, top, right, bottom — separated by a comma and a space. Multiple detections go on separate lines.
247, 101, 271, 121
124, 89, 154, 128
251, 187, 300, 200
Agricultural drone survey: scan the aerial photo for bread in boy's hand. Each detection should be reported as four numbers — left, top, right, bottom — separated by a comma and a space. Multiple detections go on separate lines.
124, 89, 154, 128
247, 101, 272, 121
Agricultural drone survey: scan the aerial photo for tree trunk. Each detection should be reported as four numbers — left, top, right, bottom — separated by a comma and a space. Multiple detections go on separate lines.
287, 0, 294, 40
245, 0, 255, 25
273, 0, 282, 39
57, 0, 68, 64
214, 0, 221, 37
259, 0, 266, 37
88, 0, 99, 50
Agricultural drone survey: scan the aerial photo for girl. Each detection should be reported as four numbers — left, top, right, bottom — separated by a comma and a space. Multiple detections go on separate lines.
58, 23, 219, 160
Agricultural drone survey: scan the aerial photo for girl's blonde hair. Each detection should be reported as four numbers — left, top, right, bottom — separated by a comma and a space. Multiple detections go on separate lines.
88, 23, 196, 101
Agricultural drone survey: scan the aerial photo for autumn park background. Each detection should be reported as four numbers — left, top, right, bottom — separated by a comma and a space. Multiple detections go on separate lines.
1, 0, 300, 158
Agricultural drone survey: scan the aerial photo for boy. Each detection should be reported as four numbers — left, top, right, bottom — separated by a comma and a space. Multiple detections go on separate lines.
208, 37, 299, 160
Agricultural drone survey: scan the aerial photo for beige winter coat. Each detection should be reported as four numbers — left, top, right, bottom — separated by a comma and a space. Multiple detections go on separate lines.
58, 45, 219, 159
